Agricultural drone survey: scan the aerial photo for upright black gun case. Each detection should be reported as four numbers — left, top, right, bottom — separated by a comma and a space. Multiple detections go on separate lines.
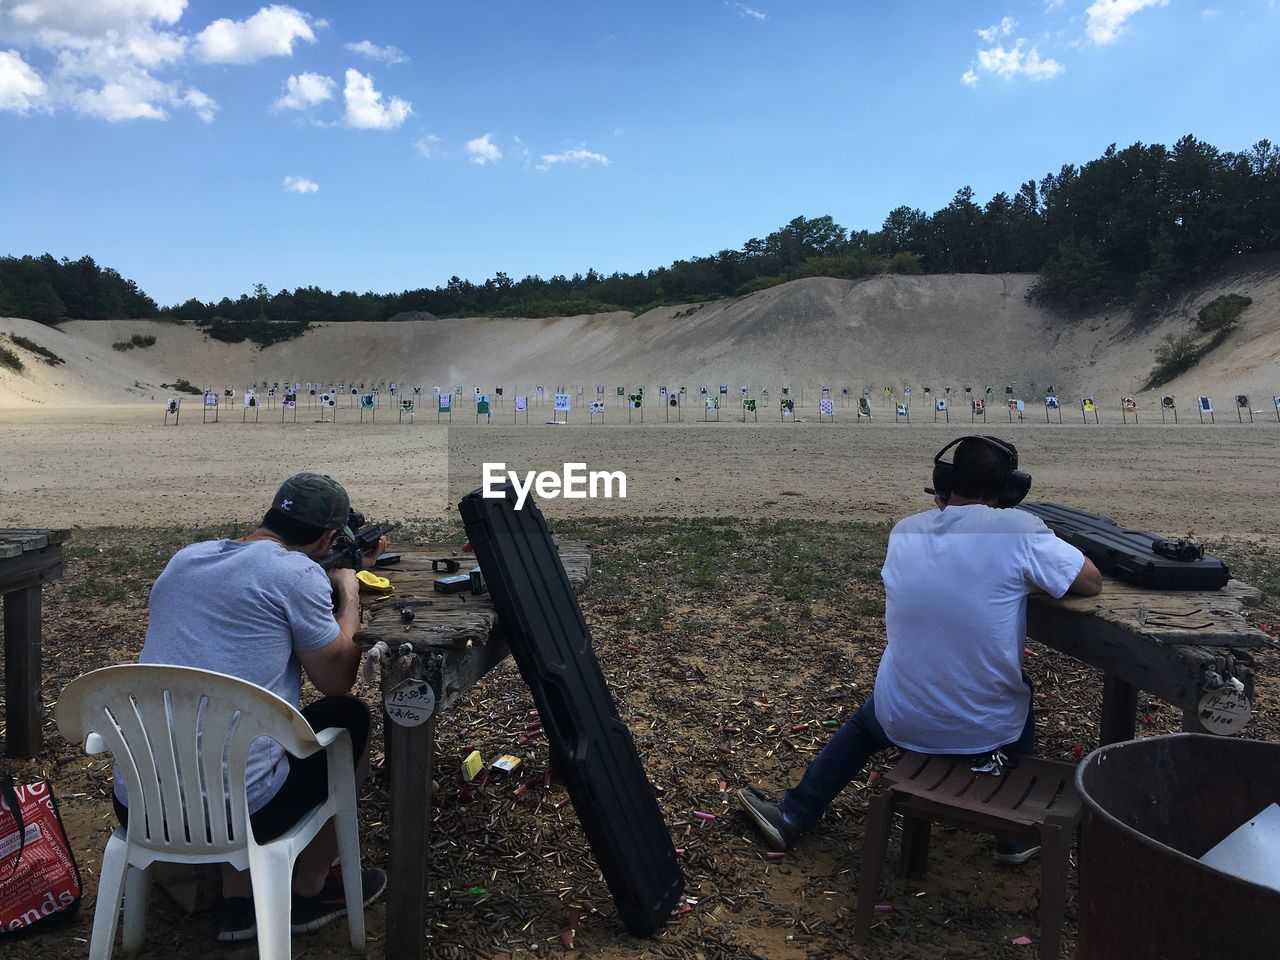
458, 484, 684, 935
1018, 501, 1230, 590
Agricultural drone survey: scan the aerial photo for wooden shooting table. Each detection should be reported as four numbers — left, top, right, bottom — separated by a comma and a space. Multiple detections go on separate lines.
355, 542, 592, 960
1027, 575, 1269, 744
1, 529, 67, 759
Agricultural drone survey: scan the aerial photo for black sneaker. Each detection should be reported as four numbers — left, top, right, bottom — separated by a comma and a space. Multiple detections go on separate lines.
736, 786, 800, 852
994, 839, 1041, 866
291, 866, 387, 934
215, 896, 256, 942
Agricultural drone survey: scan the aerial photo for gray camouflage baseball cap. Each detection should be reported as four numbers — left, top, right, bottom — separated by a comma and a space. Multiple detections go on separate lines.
271, 472, 350, 531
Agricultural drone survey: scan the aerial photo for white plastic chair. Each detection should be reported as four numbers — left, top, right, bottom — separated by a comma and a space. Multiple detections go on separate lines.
55, 664, 365, 959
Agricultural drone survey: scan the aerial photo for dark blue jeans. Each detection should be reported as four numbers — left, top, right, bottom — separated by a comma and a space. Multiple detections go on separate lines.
779, 684, 1035, 831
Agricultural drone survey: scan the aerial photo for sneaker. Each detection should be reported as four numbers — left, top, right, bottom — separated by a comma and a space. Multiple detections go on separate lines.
291, 866, 387, 934
736, 786, 800, 852
994, 839, 1041, 866
215, 896, 256, 942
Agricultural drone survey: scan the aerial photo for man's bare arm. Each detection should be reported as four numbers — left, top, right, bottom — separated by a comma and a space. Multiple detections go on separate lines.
1068, 557, 1103, 597
296, 569, 363, 696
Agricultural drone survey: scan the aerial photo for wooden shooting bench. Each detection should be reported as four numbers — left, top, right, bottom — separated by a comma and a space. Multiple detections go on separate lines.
1, 529, 67, 758
355, 542, 592, 960
1027, 575, 1268, 744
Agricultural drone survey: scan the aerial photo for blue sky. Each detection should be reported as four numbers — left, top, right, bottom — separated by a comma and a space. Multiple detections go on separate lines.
1, 1, 1276, 306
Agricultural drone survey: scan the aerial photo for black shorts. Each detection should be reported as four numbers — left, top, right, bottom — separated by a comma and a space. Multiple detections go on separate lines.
113, 696, 371, 844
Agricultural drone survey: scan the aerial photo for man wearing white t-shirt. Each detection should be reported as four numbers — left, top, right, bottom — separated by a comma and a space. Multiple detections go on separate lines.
739, 436, 1102, 862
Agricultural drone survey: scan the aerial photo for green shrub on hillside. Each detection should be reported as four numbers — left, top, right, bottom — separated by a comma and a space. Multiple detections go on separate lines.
9, 334, 64, 365
0, 340, 23, 371
736, 275, 786, 295
198, 317, 311, 348
491, 299, 625, 318
888, 251, 923, 275
1147, 332, 1203, 387
161, 378, 204, 395
1195, 294, 1252, 334
112, 333, 157, 351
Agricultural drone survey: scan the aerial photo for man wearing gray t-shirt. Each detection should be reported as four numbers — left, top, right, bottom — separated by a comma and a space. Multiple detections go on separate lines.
738, 437, 1102, 862
111, 472, 387, 941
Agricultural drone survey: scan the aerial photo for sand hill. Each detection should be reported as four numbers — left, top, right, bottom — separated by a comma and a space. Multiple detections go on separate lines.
2, 259, 1278, 410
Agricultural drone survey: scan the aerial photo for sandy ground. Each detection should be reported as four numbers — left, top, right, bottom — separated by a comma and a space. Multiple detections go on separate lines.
1, 404, 1277, 537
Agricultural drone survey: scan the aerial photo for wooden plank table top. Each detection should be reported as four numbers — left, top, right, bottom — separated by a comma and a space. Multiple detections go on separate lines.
1032, 577, 1266, 647
356, 541, 591, 648
1027, 575, 1269, 743
355, 540, 590, 960
1, 528, 68, 759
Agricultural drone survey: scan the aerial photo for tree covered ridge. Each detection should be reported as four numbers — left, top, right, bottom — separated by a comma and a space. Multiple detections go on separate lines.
0, 253, 158, 324
2, 134, 1277, 327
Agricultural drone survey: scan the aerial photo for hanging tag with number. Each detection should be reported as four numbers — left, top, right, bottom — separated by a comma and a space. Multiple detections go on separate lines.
383, 679, 435, 727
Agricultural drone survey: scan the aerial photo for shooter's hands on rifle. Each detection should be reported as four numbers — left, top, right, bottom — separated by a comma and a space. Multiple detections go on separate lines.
329, 567, 360, 603
360, 535, 388, 569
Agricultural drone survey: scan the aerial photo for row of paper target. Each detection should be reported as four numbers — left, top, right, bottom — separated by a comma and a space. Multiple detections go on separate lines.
168, 391, 417, 413
168, 388, 1280, 417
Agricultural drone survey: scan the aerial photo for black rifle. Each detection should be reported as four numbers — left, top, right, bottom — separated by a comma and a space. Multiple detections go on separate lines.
319, 510, 396, 571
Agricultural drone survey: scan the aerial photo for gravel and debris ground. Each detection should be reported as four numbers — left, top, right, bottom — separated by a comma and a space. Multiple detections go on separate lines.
4, 518, 1277, 959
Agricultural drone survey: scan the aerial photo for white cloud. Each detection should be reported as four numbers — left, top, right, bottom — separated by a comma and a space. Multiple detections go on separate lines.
75, 79, 167, 120
969, 40, 1065, 82
180, 86, 216, 122
283, 174, 318, 193
1085, 0, 1169, 45
2, 0, 186, 36
344, 40, 407, 65
1045, 0, 1066, 10
733, 3, 767, 21
536, 147, 610, 172
0, 49, 48, 112
274, 71, 334, 110
977, 16, 1016, 42
466, 132, 502, 166
342, 67, 411, 129
193, 4, 318, 65
1201, 8, 1220, 18
0, 0, 219, 121
414, 133, 440, 157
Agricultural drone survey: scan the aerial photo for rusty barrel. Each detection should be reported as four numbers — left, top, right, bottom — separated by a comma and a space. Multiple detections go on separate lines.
1076, 733, 1280, 959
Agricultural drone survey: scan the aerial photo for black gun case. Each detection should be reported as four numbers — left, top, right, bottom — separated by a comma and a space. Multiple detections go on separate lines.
458, 484, 685, 935
1018, 501, 1230, 590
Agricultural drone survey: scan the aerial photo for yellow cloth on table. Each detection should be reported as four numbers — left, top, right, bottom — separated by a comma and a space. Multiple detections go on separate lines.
356, 570, 393, 593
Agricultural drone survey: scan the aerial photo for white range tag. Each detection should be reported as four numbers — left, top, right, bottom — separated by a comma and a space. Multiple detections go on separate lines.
384, 679, 435, 727
1197, 687, 1251, 736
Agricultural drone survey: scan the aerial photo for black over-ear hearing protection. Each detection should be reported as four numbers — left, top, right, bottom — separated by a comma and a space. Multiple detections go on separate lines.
929, 435, 1031, 508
